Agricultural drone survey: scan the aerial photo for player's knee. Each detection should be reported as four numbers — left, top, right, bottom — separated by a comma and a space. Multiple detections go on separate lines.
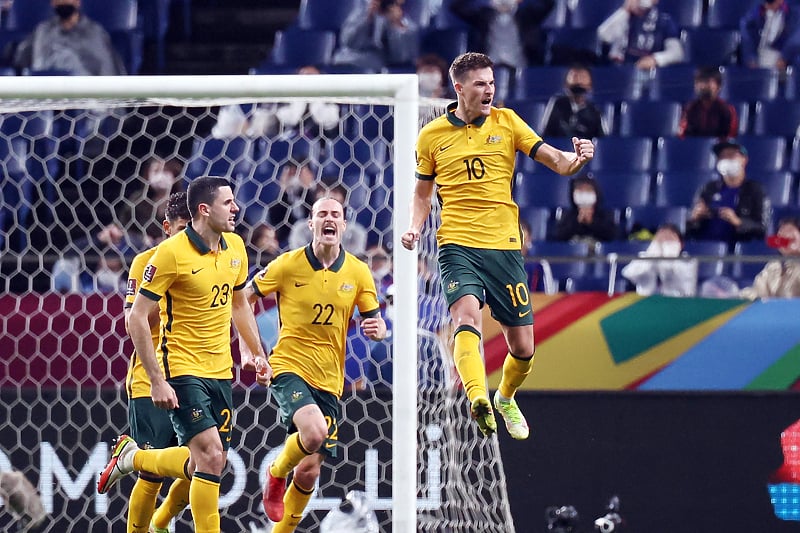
195, 447, 226, 475
508, 341, 535, 360
300, 423, 328, 452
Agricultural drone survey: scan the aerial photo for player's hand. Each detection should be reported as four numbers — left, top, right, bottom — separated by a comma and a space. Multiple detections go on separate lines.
361, 317, 387, 341
239, 337, 256, 372
254, 356, 273, 387
572, 137, 594, 164
151, 380, 179, 410
401, 229, 420, 250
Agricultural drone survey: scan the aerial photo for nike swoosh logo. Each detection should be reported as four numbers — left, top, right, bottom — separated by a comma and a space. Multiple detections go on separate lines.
291, 514, 303, 519
439, 144, 453, 152
191, 268, 203, 274
324, 442, 336, 448
518, 310, 531, 318
294, 282, 308, 287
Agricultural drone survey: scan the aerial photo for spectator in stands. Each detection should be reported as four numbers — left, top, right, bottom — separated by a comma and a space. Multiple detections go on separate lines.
332, 0, 419, 72
119, 157, 184, 244
449, 0, 555, 67
597, 0, 684, 70
740, 0, 800, 70
267, 155, 319, 246
621, 223, 698, 297
740, 216, 800, 299
417, 53, 452, 99
364, 243, 393, 296
678, 66, 739, 140
686, 139, 769, 249
287, 185, 368, 256
554, 175, 618, 246
244, 223, 281, 273
542, 64, 607, 139
13, 0, 126, 75
213, 65, 342, 142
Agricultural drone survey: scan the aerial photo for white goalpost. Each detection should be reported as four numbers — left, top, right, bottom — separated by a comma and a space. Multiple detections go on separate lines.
0, 74, 515, 533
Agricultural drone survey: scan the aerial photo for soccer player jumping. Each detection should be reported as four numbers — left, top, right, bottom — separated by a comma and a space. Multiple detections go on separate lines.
401, 52, 595, 439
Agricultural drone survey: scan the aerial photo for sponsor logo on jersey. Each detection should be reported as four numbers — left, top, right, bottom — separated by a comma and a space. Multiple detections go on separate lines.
191, 408, 204, 422
230, 258, 241, 268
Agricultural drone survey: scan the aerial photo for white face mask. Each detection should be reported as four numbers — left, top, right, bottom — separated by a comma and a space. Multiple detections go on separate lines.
573, 190, 597, 207
418, 71, 443, 95
659, 241, 682, 257
716, 158, 743, 177
149, 171, 174, 192
638, 0, 653, 9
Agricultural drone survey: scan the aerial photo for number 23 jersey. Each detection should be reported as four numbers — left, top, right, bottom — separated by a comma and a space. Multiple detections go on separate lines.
251, 244, 380, 398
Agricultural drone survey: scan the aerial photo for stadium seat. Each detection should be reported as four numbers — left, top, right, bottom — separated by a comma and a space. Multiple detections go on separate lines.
736, 135, 787, 172
658, 0, 703, 28
706, 0, 759, 29
6, 0, 51, 32
589, 171, 652, 209
732, 240, 779, 284
514, 171, 572, 208
625, 205, 688, 236
110, 29, 144, 75
589, 137, 653, 172
432, 0, 471, 30
542, 0, 568, 29
590, 65, 648, 104
750, 171, 795, 207
565, 275, 629, 294
82, 0, 138, 31
720, 66, 780, 103
771, 206, 800, 233
680, 28, 741, 66
0, 118, 33, 252
505, 100, 547, 131
654, 170, 717, 208
519, 206, 552, 242
529, 240, 593, 287
789, 136, 800, 174
419, 28, 467, 65
185, 136, 254, 182
594, 240, 651, 278
683, 240, 728, 280
753, 100, 800, 138
545, 27, 601, 65
270, 29, 336, 67
654, 137, 717, 173
513, 66, 569, 101
617, 101, 681, 138
568, 0, 618, 29
402, 0, 431, 28
297, 0, 361, 31
648, 64, 697, 102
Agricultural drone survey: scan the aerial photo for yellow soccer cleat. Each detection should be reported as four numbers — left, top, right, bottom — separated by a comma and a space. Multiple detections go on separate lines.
470, 396, 497, 437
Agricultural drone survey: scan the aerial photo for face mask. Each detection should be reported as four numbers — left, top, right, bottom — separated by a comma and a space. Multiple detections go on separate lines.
148, 171, 174, 192
568, 85, 588, 96
418, 72, 443, 95
696, 88, 713, 99
660, 241, 682, 257
573, 190, 597, 207
716, 158, 743, 177
54, 4, 78, 19
638, 0, 653, 8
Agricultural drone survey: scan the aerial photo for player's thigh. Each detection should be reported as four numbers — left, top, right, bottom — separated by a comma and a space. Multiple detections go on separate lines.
482, 249, 534, 327
438, 244, 486, 309
168, 376, 235, 451
128, 397, 177, 449
271, 373, 341, 458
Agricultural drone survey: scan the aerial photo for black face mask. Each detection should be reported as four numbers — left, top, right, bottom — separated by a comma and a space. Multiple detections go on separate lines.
54, 4, 78, 20
696, 88, 713, 100
568, 85, 588, 96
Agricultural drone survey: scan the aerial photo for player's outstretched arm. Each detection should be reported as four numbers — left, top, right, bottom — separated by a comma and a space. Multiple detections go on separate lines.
534, 137, 595, 176
401, 179, 435, 250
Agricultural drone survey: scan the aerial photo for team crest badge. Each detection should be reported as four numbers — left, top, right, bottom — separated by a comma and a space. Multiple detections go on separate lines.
230, 258, 241, 268
190, 408, 204, 422
446, 280, 459, 293
291, 390, 303, 402
486, 135, 502, 144
339, 283, 354, 292
143, 264, 157, 282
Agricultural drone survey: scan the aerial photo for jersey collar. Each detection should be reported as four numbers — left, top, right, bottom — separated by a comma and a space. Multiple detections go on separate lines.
185, 222, 228, 254
445, 101, 488, 127
304, 243, 345, 272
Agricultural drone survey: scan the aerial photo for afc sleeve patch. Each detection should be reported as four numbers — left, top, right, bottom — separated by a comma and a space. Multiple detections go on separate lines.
143, 264, 157, 283
126, 278, 137, 297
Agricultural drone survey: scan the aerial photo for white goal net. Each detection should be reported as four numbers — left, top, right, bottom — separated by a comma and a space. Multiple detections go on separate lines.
0, 75, 515, 533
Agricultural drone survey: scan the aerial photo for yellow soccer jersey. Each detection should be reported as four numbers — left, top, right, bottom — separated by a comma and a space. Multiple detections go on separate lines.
139, 225, 249, 380
416, 102, 544, 250
251, 244, 380, 398
124, 247, 161, 399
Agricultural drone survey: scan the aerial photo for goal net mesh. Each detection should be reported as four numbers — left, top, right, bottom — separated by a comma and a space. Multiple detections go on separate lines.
0, 85, 515, 532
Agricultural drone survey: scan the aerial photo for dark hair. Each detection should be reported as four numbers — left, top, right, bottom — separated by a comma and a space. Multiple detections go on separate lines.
694, 66, 722, 85
165, 191, 190, 223
777, 216, 800, 231
186, 176, 232, 217
449, 52, 493, 84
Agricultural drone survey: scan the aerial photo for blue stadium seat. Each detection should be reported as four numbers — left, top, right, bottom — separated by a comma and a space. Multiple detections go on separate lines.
736, 135, 787, 172
545, 27, 601, 65
297, 0, 361, 31
568, 0, 618, 29
680, 28, 741, 66
654, 137, 717, 173
542, 0, 568, 29
513, 66, 569, 101
402, 0, 431, 28
515, 171, 571, 208
683, 240, 728, 280
589, 171, 652, 209
110, 30, 144, 75
505, 100, 547, 131
753, 100, 800, 138
419, 28, 467, 65
432, 0, 471, 30
625, 205, 688, 236
566, 275, 629, 294
589, 137, 653, 172
529, 241, 593, 286
751, 171, 795, 207
590, 65, 648, 104
706, 0, 759, 29
270, 29, 336, 67
648, 64, 697, 102
732, 240, 779, 285
82, 0, 138, 31
519, 206, 552, 242
654, 170, 717, 208
618, 101, 681, 138
658, 0, 703, 28
771, 207, 800, 233
594, 240, 651, 278
185, 136, 254, 183
6, 0, 51, 32
720, 66, 780, 103
135, 0, 169, 72
0, 118, 33, 252
789, 136, 800, 174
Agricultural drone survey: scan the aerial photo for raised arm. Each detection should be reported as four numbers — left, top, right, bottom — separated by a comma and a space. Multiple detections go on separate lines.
534, 136, 595, 176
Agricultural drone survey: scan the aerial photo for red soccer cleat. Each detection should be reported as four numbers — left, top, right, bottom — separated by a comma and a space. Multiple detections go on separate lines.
262, 464, 287, 522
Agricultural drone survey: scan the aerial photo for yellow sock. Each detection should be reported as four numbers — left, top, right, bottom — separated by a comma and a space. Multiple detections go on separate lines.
271, 433, 313, 479
189, 472, 220, 533
453, 326, 486, 402
498, 353, 534, 399
151, 478, 190, 529
133, 446, 191, 480
127, 476, 161, 533
272, 480, 314, 533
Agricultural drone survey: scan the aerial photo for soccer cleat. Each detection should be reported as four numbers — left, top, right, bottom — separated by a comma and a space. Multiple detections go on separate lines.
493, 391, 530, 440
149, 523, 169, 533
262, 464, 287, 522
470, 396, 497, 437
97, 434, 138, 494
